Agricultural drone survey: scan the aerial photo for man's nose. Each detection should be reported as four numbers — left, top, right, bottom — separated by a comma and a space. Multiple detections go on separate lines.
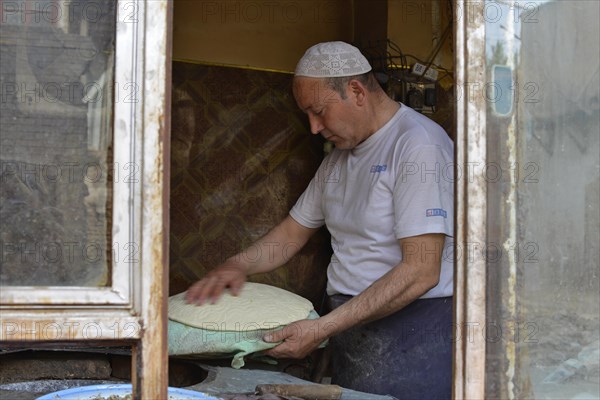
308, 114, 324, 135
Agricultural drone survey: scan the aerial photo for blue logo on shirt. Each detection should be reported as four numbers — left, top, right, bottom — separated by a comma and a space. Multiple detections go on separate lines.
426, 208, 447, 218
370, 164, 387, 173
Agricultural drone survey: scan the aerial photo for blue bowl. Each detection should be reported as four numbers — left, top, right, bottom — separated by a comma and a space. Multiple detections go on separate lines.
36, 383, 220, 399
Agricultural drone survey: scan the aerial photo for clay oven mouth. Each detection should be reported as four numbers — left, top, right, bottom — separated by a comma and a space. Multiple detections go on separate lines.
109, 355, 209, 388
0, 350, 209, 394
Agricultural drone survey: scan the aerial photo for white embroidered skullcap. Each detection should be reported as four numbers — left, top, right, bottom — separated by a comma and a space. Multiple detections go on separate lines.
295, 41, 372, 78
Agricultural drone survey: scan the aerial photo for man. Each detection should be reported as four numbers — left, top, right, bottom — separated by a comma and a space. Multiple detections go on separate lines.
186, 41, 454, 399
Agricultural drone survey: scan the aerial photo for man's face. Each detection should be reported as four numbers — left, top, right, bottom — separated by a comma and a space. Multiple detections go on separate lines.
292, 77, 364, 150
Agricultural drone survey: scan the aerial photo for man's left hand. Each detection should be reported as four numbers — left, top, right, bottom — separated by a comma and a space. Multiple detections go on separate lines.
262, 318, 334, 359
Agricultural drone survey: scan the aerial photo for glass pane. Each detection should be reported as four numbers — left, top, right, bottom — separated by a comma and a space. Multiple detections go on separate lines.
485, 0, 600, 398
0, 0, 116, 286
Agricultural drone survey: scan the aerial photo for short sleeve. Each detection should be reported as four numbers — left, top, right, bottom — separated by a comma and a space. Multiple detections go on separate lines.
289, 158, 329, 229
393, 144, 454, 239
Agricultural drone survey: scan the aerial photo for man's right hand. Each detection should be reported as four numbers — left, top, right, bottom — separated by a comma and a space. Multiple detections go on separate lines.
185, 260, 248, 305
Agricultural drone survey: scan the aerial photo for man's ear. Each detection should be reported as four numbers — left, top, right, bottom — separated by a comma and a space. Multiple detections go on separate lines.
348, 80, 367, 106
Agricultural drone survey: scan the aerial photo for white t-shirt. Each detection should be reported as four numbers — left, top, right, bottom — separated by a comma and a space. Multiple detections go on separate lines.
290, 104, 454, 298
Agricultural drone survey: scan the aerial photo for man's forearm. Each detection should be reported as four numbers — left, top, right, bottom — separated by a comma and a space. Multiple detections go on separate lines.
231, 215, 319, 275
322, 262, 437, 335
320, 233, 445, 337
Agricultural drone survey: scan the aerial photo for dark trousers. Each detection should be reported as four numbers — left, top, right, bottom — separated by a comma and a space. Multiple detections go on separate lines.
327, 295, 453, 400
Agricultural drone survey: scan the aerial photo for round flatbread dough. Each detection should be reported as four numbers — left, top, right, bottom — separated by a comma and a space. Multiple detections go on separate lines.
168, 282, 314, 331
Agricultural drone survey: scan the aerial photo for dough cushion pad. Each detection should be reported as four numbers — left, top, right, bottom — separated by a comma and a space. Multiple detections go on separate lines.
168, 282, 314, 332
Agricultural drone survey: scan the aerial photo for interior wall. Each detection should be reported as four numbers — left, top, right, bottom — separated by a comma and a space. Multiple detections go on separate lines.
353, 0, 388, 70
173, 0, 353, 71
386, 0, 455, 138
387, 0, 453, 72
173, 0, 456, 73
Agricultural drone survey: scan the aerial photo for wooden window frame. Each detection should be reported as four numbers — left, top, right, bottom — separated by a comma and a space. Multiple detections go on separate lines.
0, 1, 172, 398
453, 1, 487, 399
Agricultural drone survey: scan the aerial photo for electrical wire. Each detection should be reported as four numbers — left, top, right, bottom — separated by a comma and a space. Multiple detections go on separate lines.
419, 21, 453, 82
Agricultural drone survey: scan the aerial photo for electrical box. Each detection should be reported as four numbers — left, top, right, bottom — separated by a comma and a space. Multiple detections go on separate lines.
405, 82, 436, 114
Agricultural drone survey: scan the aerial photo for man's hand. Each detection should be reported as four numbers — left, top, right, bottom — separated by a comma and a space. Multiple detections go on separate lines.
262, 318, 336, 359
185, 260, 247, 305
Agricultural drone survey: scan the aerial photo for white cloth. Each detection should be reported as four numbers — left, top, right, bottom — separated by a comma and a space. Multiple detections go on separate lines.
290, 104, 454, 298
294, 41, 372, 78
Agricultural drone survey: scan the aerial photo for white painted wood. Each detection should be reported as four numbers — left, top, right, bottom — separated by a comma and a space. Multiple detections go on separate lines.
453, 1, 488, 399
0, 1, 172, 397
